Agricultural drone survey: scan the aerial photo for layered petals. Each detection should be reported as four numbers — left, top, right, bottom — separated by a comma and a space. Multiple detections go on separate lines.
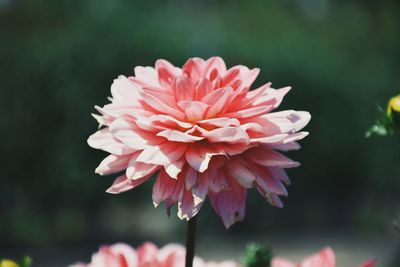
271, 247, 377, 267
71, 242, 237, 267
88, 57, 310, 228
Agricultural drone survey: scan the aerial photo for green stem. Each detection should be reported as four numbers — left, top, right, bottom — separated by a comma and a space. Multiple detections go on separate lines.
185, 216, 197, 267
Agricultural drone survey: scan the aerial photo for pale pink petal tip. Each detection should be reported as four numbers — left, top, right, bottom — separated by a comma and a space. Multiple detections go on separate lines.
88, 56, 311, 227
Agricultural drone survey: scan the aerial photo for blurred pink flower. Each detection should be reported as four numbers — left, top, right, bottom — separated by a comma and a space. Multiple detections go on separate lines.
272, 247, 377, 267
70, 242, 237, 267
88, 57, 310, 227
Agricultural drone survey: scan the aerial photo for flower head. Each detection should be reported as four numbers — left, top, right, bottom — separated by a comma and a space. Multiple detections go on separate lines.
70, 242, 237, 267
88, 57, 310, 227
271, 247, 377, 267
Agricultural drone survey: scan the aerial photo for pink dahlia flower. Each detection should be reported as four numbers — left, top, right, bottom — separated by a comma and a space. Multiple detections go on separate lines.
70, 242, 237, 267
272, 247, 377, 267
88, 57, 311, 227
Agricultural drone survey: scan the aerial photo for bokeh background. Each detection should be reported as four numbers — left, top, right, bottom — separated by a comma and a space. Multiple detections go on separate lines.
1, 0, 399, 266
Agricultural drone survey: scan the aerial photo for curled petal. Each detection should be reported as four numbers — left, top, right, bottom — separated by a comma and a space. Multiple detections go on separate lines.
164, 157, 186, 179
126, 152, 159, 180
95, 154, 131, 175
157, 129, 204, 142
185, 144, 225, 173
88, 128, 134, 155
106, 174, 150, 194
137, 142, 187, 166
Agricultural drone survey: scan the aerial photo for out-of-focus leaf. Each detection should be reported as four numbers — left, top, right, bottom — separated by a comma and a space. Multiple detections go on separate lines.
242, 243, 273, 267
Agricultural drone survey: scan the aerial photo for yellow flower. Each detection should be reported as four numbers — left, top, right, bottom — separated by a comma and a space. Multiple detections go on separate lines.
0, 260, 20, 267
386, 94, 400, 117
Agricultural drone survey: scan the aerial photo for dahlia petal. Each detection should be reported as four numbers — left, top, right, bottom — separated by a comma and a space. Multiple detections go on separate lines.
173, 76, 194, 101
359, 259, 377, 267
282, 132, 309, 144
266, 194, 284, 208
134, 66, 160, 87
126, 152, 159, 180
136, 242, 159, 264
152, 170, 180, 207
155, 59, 181, 87
136, 114, 193, 131
91, 112, 111, 128
272, 142, 301, 151
265, 110, 311, 133
245, 147, 300, 168
95, 103, 135, 121
109, 243, 138, 266
87, 128, 134, 155
177, 101, 209, 121
301, 247, 335, 267
165, 157, 185, 179
110, 119, 158, 150
221, 67, 240, 87
142, 86, 179, 108
238, 68, 260, 91
185, 167, 198, 190
223, 105, 274, 119
202, 127, 250, 144
209, 181, 246, 228
227, 158, 255, 188
185, 144, 225, 173
157, 244, 186, 265
106, 174, 149, 194
182, 58, 206, 84
257, 174, 288, 196
191, 173, 209, 205
157, 129, 204, 142
202, 87, 233, 118
250, 134, 289, 144
140, 90, 185, 119
198, 117, 240, 128
204, 56, 227, 78
271, 258, 297, 267
194, 78, 212, 100
110, 75, 141, 102
137, 142, 187, 166
177, 189, 198, 220
244, 82, 272, 100
245, 86, 291, 110
95, 154, 131, 175
269, 167, 291, 185
208, 168, 230, 193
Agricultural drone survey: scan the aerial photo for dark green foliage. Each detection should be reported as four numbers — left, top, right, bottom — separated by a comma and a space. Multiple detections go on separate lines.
242, 243, 273, 267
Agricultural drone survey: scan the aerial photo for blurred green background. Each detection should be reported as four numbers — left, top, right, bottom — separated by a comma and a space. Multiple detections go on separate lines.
1, 0, 399, 266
